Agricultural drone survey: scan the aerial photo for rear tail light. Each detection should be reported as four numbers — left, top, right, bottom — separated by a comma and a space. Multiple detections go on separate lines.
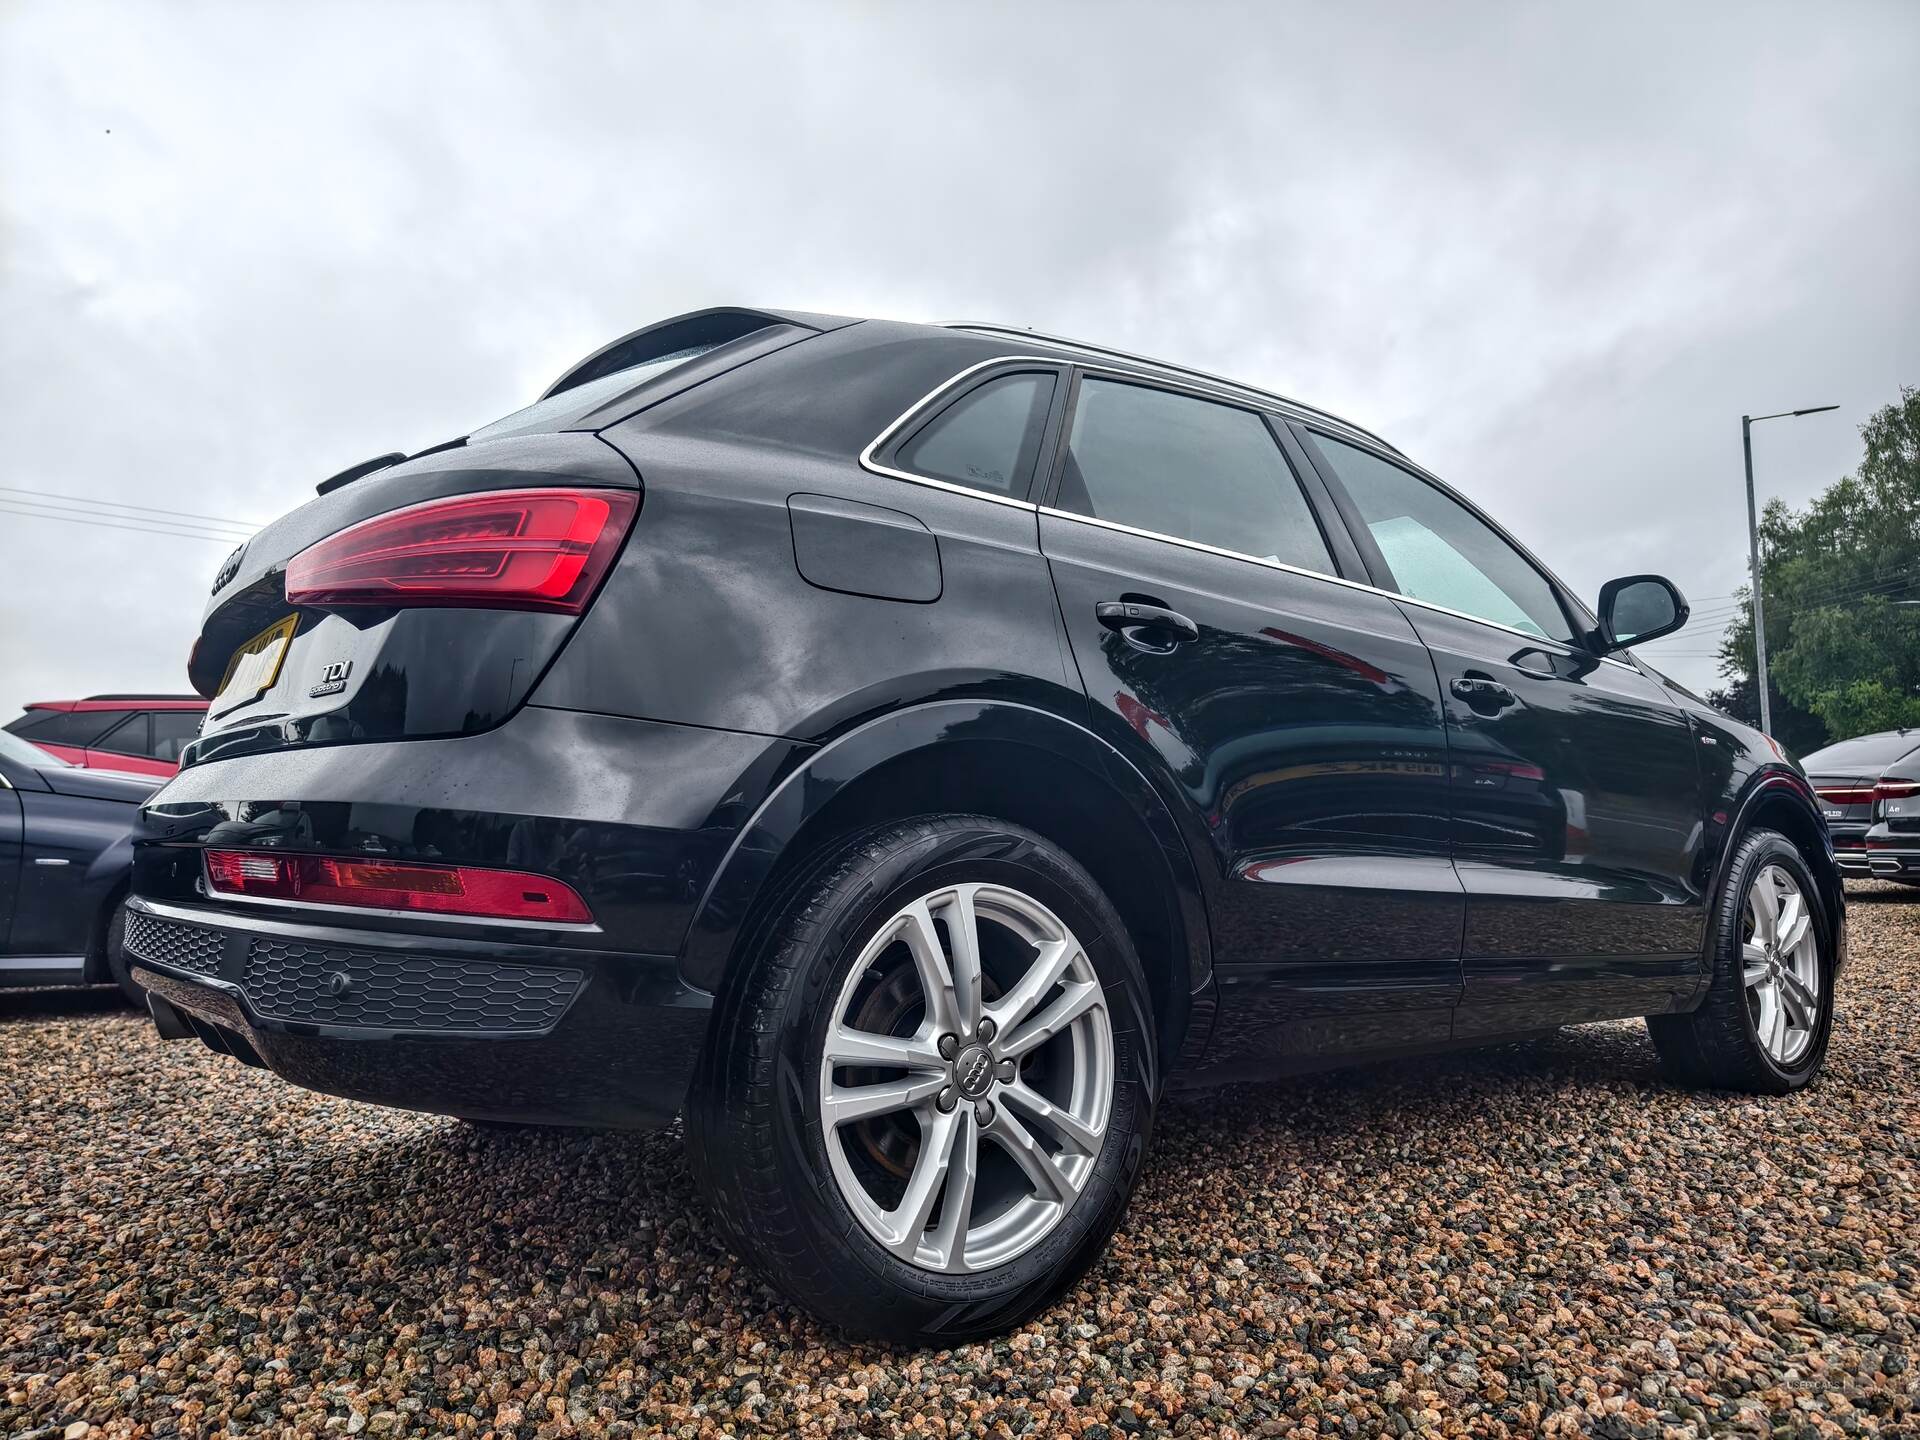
1815, 786, 1875, 805
285, 487, 637, 613
1875, 779, 1920, 801
204, 850, 593, 924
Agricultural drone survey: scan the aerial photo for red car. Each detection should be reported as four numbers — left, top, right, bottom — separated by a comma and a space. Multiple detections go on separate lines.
4, 695, 208, 779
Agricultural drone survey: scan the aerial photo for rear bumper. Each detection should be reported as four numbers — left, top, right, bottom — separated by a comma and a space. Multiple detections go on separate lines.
125, 897, 709, 1128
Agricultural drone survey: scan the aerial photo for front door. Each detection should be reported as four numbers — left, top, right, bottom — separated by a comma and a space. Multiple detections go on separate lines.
1299, 430, 1705, 1034
1038, 372, 1463, 1066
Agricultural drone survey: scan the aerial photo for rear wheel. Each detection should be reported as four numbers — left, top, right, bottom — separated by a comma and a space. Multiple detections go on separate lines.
1647, 828, 1834, 1094
687, 816, 1156, 1342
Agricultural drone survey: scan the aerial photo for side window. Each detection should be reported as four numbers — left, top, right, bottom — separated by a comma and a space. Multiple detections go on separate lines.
1309, 433, 1576, 644
1055, 378, 1335, 575
11, 709, 132, 747
893, 371, 1056, 499
151, 711, 204, 763
94, 714, 151, 758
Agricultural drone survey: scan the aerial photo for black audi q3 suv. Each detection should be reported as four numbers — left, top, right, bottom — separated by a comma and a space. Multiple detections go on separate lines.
129, 307, 1846, 1341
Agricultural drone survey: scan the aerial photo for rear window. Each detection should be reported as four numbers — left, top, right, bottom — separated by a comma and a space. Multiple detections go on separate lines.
470, 344, 722, 443
1802, 732, 1920, 772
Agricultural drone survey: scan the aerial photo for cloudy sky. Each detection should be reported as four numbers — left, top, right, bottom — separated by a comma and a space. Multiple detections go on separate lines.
3, 0, 1917, 723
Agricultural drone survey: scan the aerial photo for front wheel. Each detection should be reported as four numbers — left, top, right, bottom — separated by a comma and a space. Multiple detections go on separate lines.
686, 816, 1157, 1342
1647, 828, 1835, 1094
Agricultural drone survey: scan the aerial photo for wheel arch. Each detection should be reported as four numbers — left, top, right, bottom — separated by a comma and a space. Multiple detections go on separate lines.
1717, 768, 1846, 972
679, 699, 1214, 1072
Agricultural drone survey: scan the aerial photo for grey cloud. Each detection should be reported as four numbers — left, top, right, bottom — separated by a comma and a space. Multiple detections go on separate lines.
4, 0, 1917, 717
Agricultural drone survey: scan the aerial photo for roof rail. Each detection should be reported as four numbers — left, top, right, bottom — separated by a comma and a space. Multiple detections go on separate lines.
81, 693, 204, 702
944, 323, 1403, 456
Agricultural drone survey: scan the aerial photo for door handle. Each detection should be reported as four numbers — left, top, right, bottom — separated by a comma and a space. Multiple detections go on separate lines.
1450, 676, 1517, 710
1096, 600, 1199, 645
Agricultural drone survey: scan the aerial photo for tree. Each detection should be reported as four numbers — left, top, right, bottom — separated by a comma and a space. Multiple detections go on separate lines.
1715, 387, 1920, 754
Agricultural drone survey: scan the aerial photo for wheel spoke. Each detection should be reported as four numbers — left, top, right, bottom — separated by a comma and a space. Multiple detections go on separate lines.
878, 1105, 962, 1258
821, 1074, 946, 1126
1776, 897, 1811, 956
1742, 942, 1770, 989
1767, 990, 1791, 1055
939, 886, 984, 1035
1749, 871, 1780, 945
999, 978, 1104, 1060
1002, 1078, 1103, 1153
986, 938, 1078, 1035
1778, 968, 1819, 1027
988, 1105, 1072, 1203
899, 900, 958, 1034
823, 1024, 944, 1072
926, 1110, 979, 1272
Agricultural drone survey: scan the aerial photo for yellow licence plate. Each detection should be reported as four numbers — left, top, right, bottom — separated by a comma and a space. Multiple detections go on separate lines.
211, 614, 298, 717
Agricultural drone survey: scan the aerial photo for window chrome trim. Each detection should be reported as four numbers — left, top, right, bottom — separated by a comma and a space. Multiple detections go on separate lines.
857, 355, 1058, 511
943, 322, 1400, 456
864, 355, 1636, 671
1036, 504, 1635, 668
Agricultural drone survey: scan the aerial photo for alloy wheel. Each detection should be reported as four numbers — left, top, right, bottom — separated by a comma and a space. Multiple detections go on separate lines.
817, 882, 1114, 1274
1741, 862, 1822, 1066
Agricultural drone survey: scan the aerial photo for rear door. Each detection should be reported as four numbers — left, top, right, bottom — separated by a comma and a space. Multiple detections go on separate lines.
1037, 371, 1462, 1064
1298, 428, 1705, 1033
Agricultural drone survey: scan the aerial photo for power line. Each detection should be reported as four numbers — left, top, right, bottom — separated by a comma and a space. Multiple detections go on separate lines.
0, 485, 260, 535
0, 501, 244, 546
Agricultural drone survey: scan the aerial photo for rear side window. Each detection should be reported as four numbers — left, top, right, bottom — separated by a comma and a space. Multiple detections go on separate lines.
1309, 433, 1575, 644
894, 371, 1056, 499
152, 711, 204, 762
6, 708, 131, 747
1054, 378, 1335, 575
95, 713, 151, 757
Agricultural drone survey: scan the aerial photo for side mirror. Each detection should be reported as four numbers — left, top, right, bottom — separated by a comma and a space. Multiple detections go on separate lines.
1596, 574, 1689, 653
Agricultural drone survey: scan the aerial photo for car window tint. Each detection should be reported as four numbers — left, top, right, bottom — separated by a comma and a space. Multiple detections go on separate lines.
151, 711, 204, 762
1057, 379, 1335, 574
94, 713, 151, 757
1311, 433, 1574, 643
8, 708, 132, 747
895, 372, 1055, 498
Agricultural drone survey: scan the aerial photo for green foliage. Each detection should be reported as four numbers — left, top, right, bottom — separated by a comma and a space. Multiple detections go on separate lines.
1717, 387, 1920, 753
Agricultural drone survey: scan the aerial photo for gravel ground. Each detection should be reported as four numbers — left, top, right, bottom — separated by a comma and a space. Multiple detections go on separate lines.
4, 886, 1917, 1439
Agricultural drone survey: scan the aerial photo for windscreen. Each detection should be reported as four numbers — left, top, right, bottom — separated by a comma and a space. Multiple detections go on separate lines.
0, 728, 65, 768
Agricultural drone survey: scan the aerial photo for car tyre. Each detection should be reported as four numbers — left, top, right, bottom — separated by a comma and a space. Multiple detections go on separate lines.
686, 815, 1157, 1343
102, 901, 147, 1007
1646, 828, 1834, 1094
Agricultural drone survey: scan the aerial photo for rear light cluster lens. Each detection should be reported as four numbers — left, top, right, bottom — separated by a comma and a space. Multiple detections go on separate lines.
1815, 786, 1876, 806
204, 850, 593, 923
1875, 779, 1920, 801
285, 487, 637, 613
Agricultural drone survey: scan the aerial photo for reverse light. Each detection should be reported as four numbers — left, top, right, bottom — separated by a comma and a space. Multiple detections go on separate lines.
204, 850, 594, 924
285, 487, 637, 613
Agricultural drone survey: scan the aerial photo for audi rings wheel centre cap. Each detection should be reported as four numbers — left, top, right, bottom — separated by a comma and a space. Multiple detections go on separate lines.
953, 1042, 996, 1099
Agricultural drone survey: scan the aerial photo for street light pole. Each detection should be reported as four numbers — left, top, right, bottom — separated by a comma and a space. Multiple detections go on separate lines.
1742, 416, 1770, 736
1741, 405, 1840, 737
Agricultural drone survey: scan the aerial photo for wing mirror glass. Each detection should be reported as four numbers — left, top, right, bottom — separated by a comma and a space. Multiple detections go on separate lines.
1596, 574, 1688, 652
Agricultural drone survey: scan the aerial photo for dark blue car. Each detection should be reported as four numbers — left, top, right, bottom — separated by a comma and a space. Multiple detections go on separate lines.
0, 727, 155, 1001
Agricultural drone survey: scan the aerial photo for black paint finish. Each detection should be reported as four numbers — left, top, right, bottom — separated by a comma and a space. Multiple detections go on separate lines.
0, 744, 152, 979
134, 309, 1845, 1129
